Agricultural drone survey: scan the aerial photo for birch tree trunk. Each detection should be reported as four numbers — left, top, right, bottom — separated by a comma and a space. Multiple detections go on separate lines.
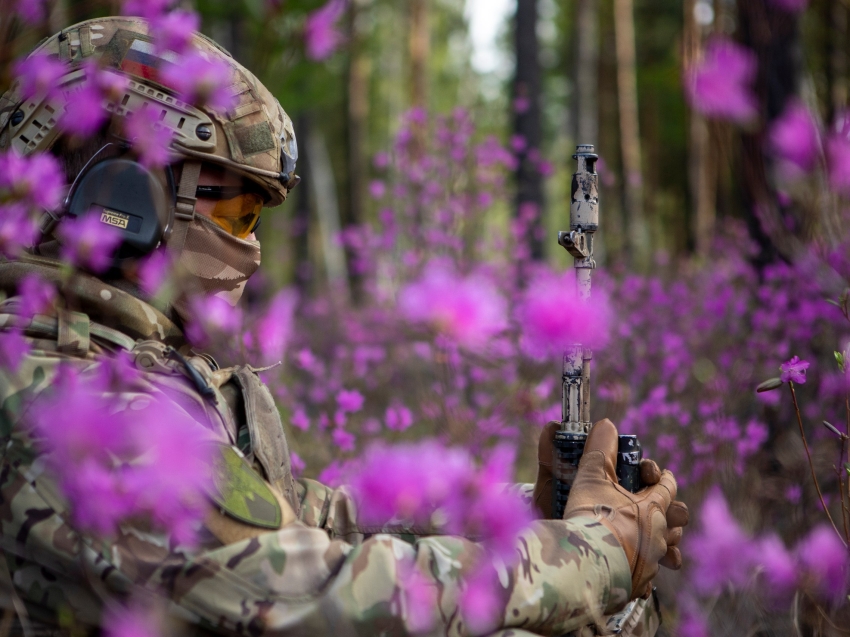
613, 0, 648, 268
513, 0, 544, 261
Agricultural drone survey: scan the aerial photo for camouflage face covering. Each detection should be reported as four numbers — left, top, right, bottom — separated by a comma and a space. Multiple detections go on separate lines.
174, 215, 261, 315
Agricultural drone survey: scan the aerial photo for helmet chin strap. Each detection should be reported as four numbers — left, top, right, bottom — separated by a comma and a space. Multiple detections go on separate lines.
167, 161, 202, 259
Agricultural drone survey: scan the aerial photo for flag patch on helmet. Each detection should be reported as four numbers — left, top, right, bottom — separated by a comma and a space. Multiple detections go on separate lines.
119, 39, 178, 83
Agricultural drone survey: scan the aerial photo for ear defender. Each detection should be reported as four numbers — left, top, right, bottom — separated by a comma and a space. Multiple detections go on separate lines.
65, 157, 174, 266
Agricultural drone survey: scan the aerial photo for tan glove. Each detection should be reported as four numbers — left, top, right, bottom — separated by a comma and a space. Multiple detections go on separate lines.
532, 420, 668, 520
563, 419, 689, 599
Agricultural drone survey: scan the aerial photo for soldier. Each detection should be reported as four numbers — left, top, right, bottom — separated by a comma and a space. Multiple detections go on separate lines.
0, 17, 688, 637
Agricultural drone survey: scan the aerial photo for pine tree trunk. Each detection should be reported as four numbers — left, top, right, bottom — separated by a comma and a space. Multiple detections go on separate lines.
613, 0, 648, 269
409, 0, 429, 112
574, 0, 599, 147
513, 0, 544, 261
346, 0, 369, 301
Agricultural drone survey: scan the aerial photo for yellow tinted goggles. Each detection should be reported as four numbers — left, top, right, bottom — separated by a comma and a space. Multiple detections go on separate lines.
195, 186, 265, 239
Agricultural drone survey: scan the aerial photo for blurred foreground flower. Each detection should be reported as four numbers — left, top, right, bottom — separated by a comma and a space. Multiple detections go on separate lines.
12, 52, 67, 100
184, 294, 243, 348
243, 289, 298, 365
347, 441, 531, 561
399, 261, 508, 351
30, 362, 212, 544
0, 150, 64, 211
58, 215, 123, 272
304, 0, 347, 61
160, 51, 236, 113
124, 108, 174, 168
768, 101, 820, 172
516, 268, 612, 359
684, 39, 758, 124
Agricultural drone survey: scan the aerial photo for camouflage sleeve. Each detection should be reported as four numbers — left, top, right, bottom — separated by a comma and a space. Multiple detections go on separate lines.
148, 515, 631, 636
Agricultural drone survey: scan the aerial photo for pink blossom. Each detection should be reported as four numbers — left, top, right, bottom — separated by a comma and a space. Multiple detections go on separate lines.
124, 108, 174, 168
758, 534, 797, 594
184, 294, 243, 347
244, 289, 298, 365
369, 180, 386, 199
159, 51, 235, 113
304, 0, 347, 61
13, 52, 67, 100
0, 204, 38, 258
398, 261, 508, 351
59, 82, 107, 137
58, 214, 124, 272
136, 249, 173, 297
459, 566, 502, 635
826, 133, 850, 195
513, 96, 530, 114
768, 101, 819, 171
385, 403, 413, 431
337, 389, 365, 413
151, 9, 199, 54
290, 407, 310, 431
0, 151, 65, 211
17, 273, 55, 318
766, 0, 809, 12
779, 356, 809, 384
684, 39, 758, 123
104, 602, 162, 637
373, 152, 390, 169
517, 268, 612, 359
0, 329, 30, 372
12, 0, 49, 23
688, 488, 757, 594
290, 451, 306, 477
121, 0, 173, 20
29, 364, 212, 542
332, 426, 355, 451
400, 566, 437, 633
795, 525, 849, 597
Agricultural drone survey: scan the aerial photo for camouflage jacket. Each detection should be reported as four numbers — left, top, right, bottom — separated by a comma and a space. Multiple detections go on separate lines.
0, 257, 650, 637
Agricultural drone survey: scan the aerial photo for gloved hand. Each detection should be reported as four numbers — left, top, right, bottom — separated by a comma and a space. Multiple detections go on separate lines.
563, 418, 689, 599
532, 420, 666, 520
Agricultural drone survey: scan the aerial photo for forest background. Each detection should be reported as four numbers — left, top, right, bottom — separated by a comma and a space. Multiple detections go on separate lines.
2, 0, 850, 635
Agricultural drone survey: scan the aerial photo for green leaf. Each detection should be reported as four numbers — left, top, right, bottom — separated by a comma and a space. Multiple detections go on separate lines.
845, 462, 850, 477
836, 351, 846, 373
828, 299, 841, 307
756, 378, 783, 393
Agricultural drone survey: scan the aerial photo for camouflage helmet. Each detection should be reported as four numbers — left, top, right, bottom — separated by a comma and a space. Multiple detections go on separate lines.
0, 16, 298, 207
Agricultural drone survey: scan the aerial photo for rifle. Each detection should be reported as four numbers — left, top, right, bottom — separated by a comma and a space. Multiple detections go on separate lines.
553, 145, 654, 636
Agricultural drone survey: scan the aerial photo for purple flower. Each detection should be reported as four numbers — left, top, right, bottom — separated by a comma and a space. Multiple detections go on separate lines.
398, 261, 508, 351
59, 82, 107, 137
290, 451, 306, 477
516, 267, 612, 359
385, 403, 413, 431
104, 602, 162, 637
58, 214, 124, 272
688, 488, 757, 594
337, 389, 365, 413
459, 566, 502, 635
151, 9, 199, 54
136, 249, 173, 297
767, 0, 809, 12
17, 273, 55, 319
0, 151, 65, 211
684, 39, 758, 123
183, 294, 243, 348
304, 0, 347, 61
12, 52, 67, 100
332, 426, 355, 451
758, 534, 797, 594
243, 289, 298, 365
29, 363, 212, 543
795, 525, 849, 597
0, 204, 38, 258
159, 51, 235, 113
827, 133, 850, 195
768, 101, 820, 171
368, 180, 386, 199
12, 0, 50, 23
779, 356, 809, 384
290, 407, 310, 431
121, 0, 173, 20
123, 108, 174, 168
0, 329, 30, 372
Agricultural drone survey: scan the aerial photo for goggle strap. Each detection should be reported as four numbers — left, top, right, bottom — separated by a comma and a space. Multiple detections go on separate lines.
167, 160, 202, 260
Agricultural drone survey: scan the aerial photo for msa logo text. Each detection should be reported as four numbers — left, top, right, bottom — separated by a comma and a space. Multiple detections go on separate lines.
99, 210, 129, 230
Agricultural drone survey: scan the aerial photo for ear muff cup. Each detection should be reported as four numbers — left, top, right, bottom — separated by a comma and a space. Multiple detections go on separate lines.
66, 158, 173, 266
